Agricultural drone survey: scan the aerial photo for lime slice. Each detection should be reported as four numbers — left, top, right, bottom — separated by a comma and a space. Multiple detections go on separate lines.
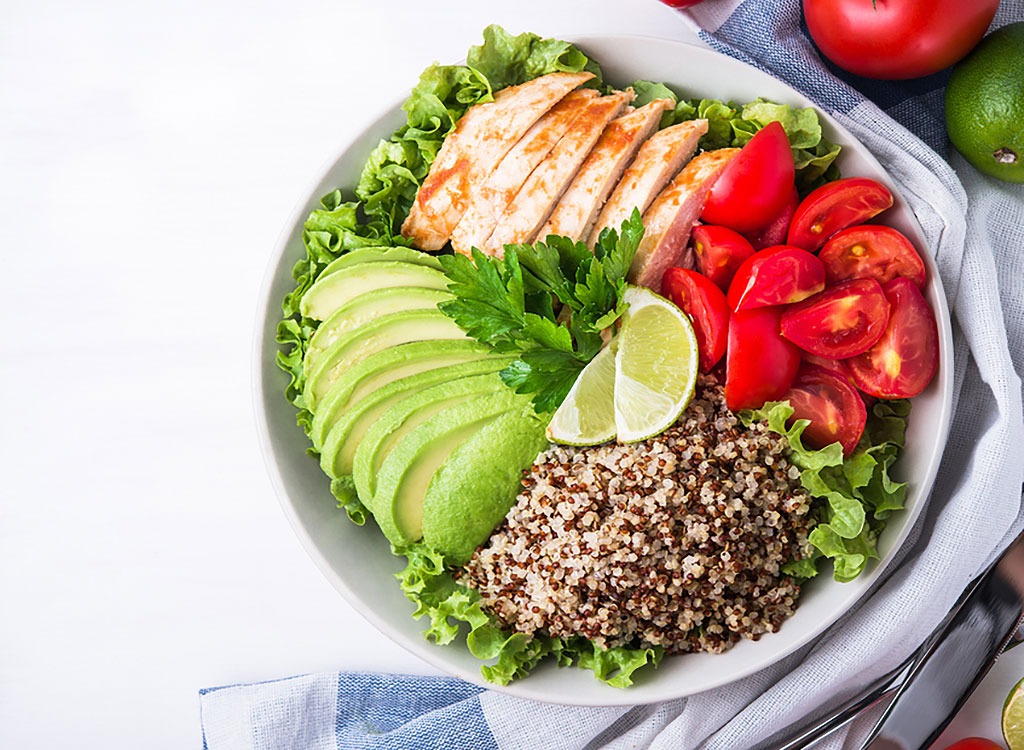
1004, 675, 1024, 749
613, 285, 699, 443
546, 340, 618, 446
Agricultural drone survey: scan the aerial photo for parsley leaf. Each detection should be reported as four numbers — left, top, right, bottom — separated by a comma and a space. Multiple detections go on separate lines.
437, 210, 644, 413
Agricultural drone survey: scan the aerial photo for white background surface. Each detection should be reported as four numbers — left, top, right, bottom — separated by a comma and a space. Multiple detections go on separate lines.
0, 1, 1017, 747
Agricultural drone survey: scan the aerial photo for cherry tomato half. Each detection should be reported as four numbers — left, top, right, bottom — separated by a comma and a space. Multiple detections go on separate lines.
784, 364, 867, 455
662, 267, 730, 373
787, 177, 894, 252
727, 245, 826, 312
941, 739, 1004, 750
848, 277, 939, 399
701, 121, 796, 234
692, 225, 757, 290
746, 186, 799, 251
804, 0, 1000, 80
819, 224, 926, 287
780, 278, 891, 359
725, 306, 801, 412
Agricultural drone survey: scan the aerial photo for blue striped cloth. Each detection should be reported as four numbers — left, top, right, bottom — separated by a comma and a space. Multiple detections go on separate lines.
204, 2, 1024, 747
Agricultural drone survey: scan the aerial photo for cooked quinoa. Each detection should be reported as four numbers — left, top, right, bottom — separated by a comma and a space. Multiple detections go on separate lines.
458, 378, 816, 654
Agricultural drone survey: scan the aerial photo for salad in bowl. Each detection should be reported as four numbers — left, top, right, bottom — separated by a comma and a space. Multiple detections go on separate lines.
257, 26, 953, 704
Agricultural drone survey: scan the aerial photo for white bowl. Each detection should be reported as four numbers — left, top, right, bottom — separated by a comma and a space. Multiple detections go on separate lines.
254, 34, 954, 705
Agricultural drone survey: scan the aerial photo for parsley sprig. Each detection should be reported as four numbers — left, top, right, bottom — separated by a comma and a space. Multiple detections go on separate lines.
437, 210, 644, 413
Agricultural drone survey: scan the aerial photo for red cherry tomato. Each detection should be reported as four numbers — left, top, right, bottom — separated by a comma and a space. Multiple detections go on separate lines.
746, 186, 799, 250
803, 0, 1000, 80
941, 739, 1004, 750
662, 267, 730, 373
727, 245, 826, 312
658, 0, 705, 6
784, 364, 867, 455
780, 278, 891, 359
787, 178, 894, 252
848, 277, 939, 399
819, 224, 926, 287
692, 225, 757, 290
725, 306, 801, 411
701, 121, 796, 234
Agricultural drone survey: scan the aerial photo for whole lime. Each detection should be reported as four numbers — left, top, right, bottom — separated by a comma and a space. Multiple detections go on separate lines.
945, 22, 1024, 184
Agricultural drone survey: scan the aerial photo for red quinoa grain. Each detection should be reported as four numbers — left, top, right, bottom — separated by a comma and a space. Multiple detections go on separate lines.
458, 378, 815, 655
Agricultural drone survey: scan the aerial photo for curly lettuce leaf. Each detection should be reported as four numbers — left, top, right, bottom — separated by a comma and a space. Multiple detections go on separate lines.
742, 399, 909, 583
631, 85, 842, 193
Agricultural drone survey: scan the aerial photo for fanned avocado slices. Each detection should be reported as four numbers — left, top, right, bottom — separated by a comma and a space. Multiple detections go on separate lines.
351, 372, 509, 506
367, 388, 526, 548
308, 339, 493, 451
421, 407, 548, 564
320, 356, 513, 479
300, 261, 451, 321
304, 287, 453, 375
303, 309, 469, 412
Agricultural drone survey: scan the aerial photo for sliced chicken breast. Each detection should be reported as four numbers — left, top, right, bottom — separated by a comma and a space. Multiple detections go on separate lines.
449, 89, 599, 255
628, 148, 740, 289
400, 71, 594, 251
588, 119, 708, 244
478, 90, 634, 256
537, 98, 672, 243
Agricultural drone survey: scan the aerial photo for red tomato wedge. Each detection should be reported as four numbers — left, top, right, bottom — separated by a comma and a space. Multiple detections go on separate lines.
692, 225, 756, 290
787, 177, 894, 252
801, 352, 852, 380
727, 245, 826, 312
662, 267, 730, 373
784, 364, 867, 455
725, 306, 801, 411
819, 224, 926, 287
780, 278, 891, 359
701, 121, 796, 234
746, 186, 799, 250
848, 277, 939, 399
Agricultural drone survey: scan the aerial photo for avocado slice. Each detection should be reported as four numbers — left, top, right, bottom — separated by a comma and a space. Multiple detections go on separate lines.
304, 287, 453, 376
300, 261, 451, 321
351, 372, 507, 505
368, 389, 525, 548
308, 339, 492, 451
302, 309, 469, 413
320, 356, 513, 479
317, 246, 443, 277
421, 407, 548, 564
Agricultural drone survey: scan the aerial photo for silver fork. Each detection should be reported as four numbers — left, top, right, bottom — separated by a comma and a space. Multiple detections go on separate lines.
751, 530, 1024, 750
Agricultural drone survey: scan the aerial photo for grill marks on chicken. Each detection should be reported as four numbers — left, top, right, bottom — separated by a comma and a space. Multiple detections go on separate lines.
449, 89, 600, 256
479, 90, 633, 256
401, 71, 595, 251
588, 119, 708, 245
401, 73, 738, 293
538, 98, 672, 243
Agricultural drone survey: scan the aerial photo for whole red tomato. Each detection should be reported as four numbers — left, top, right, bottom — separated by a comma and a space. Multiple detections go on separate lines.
803, 0, 1000, 80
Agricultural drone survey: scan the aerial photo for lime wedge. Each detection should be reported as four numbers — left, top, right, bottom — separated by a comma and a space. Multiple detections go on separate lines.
1004, 675, 1024, 749
613, 285, 699, 443
546, 340, 618, 446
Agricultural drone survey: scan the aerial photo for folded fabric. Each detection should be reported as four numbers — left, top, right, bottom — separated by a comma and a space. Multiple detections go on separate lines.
204, 2, 1024, 747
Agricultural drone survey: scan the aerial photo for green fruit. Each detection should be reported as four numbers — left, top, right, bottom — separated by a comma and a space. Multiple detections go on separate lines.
945, 22, 1024, 184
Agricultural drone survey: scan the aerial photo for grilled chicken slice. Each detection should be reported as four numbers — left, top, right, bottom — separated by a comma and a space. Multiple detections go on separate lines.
537, 98, 672, 243
478, 90, 633, 256
629, 147, 740, 289
449, 89, 599, 255
588, 119, 708, 244
400, 71, 595, 251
